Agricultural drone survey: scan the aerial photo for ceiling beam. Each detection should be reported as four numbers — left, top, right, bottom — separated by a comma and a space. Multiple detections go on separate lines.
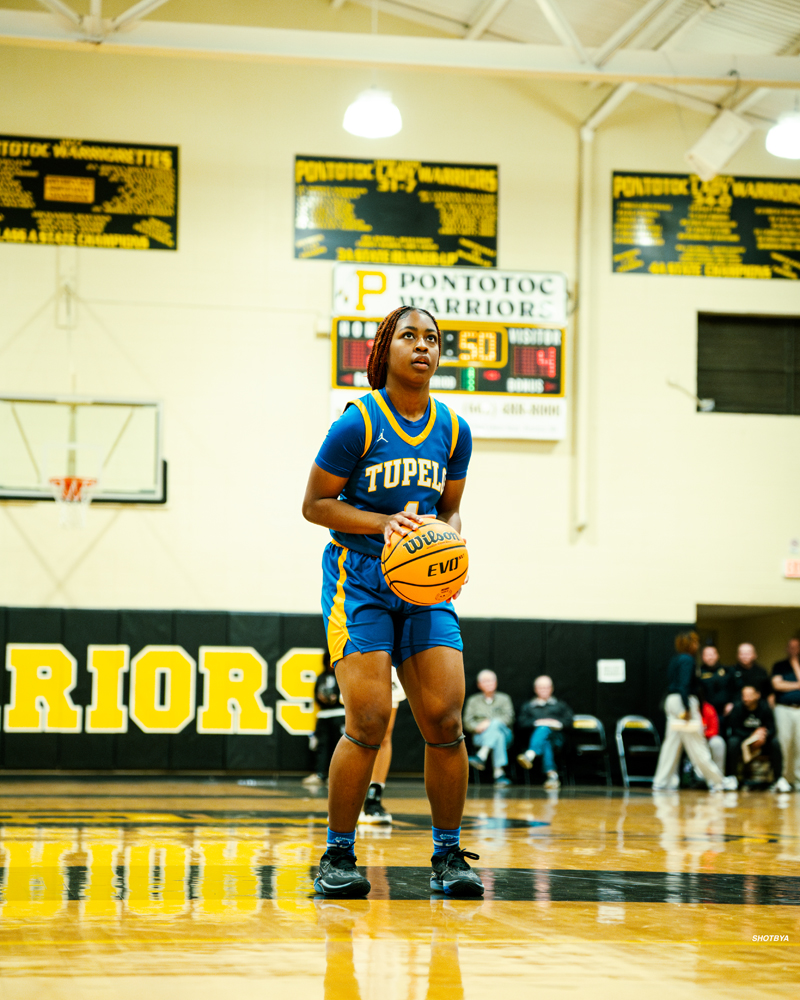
465, 0, 511, 41
1, 11, 799, 89
111, 1, 173, 33
593, 0, 681, 67
332, 0, 471, 38
34, 0, 81, 29
730, 37, 800, 115
582, 0, 721, 131
637, 83, 773, 129
534, 0, 592, 64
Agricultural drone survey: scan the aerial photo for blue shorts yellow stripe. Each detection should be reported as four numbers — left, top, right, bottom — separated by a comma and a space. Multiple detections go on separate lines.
321, 541, 463, 667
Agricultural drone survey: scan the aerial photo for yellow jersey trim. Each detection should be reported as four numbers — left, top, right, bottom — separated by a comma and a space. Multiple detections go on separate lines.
371, 391, 437, 447
447, 407, 459, 458
351, 398, 372, 457
326, 546, 350, 665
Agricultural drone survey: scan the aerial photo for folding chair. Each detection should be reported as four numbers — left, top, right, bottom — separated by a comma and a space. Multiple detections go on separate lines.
569, 715, 612, 787
615, 715, 661, 789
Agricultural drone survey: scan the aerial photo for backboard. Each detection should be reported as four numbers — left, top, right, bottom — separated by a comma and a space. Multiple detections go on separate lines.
0, 394, 166, 504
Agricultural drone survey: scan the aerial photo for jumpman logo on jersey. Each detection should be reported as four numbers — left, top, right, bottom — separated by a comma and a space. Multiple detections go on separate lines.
376, 428, 388, 444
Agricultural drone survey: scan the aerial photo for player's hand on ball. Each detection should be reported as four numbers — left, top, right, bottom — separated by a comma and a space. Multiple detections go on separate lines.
383, 510, 425, 544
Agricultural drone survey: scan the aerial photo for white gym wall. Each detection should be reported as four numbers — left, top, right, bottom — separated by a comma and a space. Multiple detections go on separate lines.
0, 1, 798, 621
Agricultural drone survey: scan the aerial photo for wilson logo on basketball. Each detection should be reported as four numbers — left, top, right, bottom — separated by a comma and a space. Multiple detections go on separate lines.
401, 528, 459, 554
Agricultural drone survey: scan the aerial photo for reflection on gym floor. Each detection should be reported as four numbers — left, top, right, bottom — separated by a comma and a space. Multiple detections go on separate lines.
0, 778, 798, 999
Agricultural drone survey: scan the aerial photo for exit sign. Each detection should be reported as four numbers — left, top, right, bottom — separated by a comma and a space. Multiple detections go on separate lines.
784, 558, 800, 579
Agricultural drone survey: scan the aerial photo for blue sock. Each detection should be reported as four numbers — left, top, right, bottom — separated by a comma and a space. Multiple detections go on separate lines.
432, 825, 461, 858
327, 827, 356, 857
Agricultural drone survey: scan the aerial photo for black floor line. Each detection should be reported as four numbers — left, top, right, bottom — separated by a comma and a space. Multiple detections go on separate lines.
313, 867, 800, 904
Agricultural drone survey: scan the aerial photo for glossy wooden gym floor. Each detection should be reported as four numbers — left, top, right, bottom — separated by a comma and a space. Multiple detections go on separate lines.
0, 777, 797, 999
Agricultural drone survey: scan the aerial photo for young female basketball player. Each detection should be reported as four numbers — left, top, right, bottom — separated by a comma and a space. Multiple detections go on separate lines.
302, 306, 482, 898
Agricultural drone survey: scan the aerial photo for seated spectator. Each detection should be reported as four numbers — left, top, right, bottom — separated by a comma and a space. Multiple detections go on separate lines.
725, 643, 772, 713
771, 638, 800, 793
516, 675, 573, 790
698, 644, 732, 731
652, 630, 736, 793
302, 651, 345, 787
697, 696, 727, 778
725, 684, 782, 786
464, 670, 515, 787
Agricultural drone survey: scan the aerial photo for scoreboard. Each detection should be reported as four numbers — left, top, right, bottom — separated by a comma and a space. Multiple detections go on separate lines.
330, 263, 569, 440
332, 318, 565, 398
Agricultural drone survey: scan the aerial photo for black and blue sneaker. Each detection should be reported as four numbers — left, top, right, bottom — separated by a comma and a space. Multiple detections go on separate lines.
430, 847, 484, 897
314, 847, 371, 898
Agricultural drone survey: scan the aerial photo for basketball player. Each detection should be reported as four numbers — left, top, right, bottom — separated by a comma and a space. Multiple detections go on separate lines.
302, 306, 482, 898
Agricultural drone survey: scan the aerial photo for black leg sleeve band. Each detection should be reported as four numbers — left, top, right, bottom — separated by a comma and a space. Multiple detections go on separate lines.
344, 731, 381, 751
424, 733, 466, 749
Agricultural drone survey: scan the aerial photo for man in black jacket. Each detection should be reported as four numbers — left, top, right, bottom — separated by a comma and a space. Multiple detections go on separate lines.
726, 684, 782, 782
726, 643, 772, 712
516, 676, 573, 789
698, 644, 732, 729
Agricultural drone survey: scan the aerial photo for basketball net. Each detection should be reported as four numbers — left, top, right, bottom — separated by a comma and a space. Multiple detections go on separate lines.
48, 476, 97, 528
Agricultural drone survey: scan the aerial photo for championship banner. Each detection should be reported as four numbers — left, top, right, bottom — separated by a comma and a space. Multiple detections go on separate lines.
295, 155, 497, 267
612, 171, 800, 279
331, 264, 568, 441
0, 134, 178, 250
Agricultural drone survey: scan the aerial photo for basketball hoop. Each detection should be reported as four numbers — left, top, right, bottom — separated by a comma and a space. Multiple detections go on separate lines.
48, 475, 97, 528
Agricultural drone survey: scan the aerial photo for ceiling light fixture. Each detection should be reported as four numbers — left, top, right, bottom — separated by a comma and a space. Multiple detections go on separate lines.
342, 0, 402, 139
343, 87, 403, 138
766, 112, 800, 160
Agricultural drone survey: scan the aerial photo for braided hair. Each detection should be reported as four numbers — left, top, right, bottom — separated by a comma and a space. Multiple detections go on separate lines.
367, 306, 441, 390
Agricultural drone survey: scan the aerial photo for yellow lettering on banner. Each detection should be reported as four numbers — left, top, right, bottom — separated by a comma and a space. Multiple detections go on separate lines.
276, 648, 324, 700
356, 269, 387, 310
86, 645, 129, 733
277, 700, 318, 736
4, 645, 82, 733
275, 642, 324, 736
197, 647, 272, 734
129, 646, 195, 734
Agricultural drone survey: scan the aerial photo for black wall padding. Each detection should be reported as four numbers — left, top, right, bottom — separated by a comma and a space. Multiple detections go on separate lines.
0, 607, 688, 774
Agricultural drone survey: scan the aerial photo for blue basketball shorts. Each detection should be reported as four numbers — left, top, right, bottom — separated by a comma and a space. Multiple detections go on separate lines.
321, 541, 463, 668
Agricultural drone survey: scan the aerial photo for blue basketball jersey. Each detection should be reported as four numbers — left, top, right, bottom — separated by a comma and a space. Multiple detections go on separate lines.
315, 388, 472, 558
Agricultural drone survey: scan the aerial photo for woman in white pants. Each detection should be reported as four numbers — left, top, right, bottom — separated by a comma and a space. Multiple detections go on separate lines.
652, 631, 737, 792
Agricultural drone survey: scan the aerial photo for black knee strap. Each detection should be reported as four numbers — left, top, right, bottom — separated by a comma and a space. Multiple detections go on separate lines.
344, 731, 381, 751
424, 733, 466, 749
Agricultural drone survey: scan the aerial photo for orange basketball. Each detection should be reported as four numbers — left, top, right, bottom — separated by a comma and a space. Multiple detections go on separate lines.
381, 517, 469, 606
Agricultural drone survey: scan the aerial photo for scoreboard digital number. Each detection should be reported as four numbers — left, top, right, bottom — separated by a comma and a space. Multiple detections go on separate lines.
332, 318, 564, 396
